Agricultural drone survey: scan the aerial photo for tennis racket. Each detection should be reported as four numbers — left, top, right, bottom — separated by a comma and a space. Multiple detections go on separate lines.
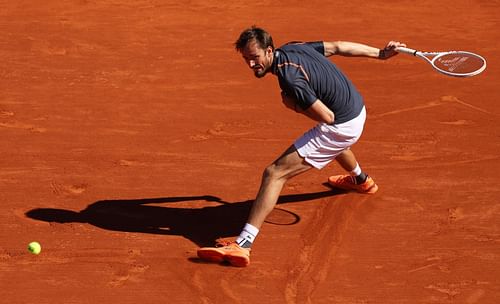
395, 46, 486, 77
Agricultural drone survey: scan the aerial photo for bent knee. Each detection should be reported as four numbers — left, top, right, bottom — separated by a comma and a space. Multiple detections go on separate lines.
262, 163, 289, 181
263, 164, 278, 179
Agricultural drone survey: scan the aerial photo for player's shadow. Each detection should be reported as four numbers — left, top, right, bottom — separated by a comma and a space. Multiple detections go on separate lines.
25, 186, 344, 247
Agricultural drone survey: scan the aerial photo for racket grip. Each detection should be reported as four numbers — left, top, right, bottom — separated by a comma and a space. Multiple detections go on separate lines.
395, 47, 418, 56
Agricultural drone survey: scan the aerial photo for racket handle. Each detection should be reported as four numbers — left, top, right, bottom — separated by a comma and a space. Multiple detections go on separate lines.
395, 47, 418, 56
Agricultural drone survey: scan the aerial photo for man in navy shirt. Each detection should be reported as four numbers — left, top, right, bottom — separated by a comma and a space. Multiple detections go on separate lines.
198, 26, 406, 267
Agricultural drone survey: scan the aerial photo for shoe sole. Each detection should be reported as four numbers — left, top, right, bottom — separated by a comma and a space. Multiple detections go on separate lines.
225, 255, 250, 267
197, 249, 250, 267
197, 248, 225, 263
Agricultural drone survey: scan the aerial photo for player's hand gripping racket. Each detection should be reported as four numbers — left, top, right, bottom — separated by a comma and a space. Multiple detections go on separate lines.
395, 46, 486, 77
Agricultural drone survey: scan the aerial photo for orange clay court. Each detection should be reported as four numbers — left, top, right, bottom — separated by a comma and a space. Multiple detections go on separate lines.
1, 1, 499, 303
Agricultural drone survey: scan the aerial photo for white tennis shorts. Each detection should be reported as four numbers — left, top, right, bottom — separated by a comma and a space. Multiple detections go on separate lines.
294, 107, 366, 169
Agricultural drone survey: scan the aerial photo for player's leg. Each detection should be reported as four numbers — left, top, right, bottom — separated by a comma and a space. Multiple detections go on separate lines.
336, 148, 370, 184
328, 148, 378, 194
197, 145, 312, 266
335, 148, 358, 171
246, 145, 312, 230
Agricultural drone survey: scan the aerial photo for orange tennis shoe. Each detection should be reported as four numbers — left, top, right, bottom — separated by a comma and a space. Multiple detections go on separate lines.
197, 240, 250, 267
328, 175, 379, 194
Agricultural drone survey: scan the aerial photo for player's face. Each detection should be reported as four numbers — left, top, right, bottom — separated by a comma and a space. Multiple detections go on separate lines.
241, 40, 273, 78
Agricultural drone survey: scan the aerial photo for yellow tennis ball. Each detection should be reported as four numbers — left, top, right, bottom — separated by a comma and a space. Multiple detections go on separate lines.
28, 241, 41, 255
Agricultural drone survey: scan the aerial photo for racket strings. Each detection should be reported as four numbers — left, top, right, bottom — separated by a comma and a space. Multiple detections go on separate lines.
433, 53, 486, 75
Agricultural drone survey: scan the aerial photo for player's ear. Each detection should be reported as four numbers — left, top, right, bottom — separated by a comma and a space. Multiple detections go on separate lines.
266, 46, 273, 56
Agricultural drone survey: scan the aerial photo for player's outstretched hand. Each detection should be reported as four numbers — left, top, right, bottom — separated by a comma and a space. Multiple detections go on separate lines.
379, 41, 407, 59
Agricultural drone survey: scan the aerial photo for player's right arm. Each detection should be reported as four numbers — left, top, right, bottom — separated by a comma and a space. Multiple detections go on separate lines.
323, 41, 405, 59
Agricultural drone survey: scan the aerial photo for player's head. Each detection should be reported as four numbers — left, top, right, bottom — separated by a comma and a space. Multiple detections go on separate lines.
235, 26, 275, 78
25, 208, 84, 223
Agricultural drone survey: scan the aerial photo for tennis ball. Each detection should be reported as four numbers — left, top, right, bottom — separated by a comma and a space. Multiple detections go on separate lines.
28, 241, 41, 255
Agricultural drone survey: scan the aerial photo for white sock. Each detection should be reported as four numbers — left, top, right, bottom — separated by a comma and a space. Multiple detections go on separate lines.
236, 223, 259, 248
350, 163, 362, 176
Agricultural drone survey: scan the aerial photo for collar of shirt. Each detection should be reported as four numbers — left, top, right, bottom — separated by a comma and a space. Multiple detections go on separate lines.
271, 50, 281, 75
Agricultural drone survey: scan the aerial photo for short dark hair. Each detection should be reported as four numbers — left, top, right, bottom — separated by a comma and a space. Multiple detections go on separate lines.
234, 26, 274, 52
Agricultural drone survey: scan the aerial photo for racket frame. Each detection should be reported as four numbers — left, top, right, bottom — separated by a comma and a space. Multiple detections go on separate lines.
396, 46, 487, 77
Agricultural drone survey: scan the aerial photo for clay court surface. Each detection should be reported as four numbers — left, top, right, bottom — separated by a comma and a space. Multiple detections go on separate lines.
1, 1, 499, 303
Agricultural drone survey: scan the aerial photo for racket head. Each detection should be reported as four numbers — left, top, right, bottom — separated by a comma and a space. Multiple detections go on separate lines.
431, 51, 486, 77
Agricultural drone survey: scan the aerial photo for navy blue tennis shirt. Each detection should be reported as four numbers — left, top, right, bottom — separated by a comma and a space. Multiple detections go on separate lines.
271, 41, 365, 124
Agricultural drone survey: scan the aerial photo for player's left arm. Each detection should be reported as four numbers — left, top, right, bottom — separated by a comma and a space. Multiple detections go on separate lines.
303, 99, 334, 124
281, 92, 334, 124
323, 41, 406, 59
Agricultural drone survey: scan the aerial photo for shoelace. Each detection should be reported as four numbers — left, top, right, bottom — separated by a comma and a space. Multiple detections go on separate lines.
214, 239, 235, 247
339, 175, 356, 185
214, 239, 250, 252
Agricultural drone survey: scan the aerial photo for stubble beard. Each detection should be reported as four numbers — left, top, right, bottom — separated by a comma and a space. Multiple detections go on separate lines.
253, 66, 268, 78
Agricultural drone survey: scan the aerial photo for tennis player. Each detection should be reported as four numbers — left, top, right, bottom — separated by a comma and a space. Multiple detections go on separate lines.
197, 26, 406, 267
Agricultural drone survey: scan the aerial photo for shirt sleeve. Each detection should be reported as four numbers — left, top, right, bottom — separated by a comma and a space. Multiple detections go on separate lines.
306, 41, 325, 56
